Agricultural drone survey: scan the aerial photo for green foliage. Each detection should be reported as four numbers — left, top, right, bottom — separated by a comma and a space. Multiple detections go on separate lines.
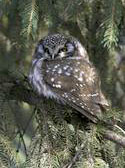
19, 0, 39, 41
0, 0, 125, 167
0, 134, 18, 168
0, 0, 124, 51
100, 0, 123, 51
101, 19, 119, 50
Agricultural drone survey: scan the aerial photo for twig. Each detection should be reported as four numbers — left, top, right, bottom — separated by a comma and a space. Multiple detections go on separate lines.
19, 130, 28, 156
22, 106, 37, 136
114, 124, 125, 135
1, 70, 125, 148
103, 130, 125, 148
63, 143, 85, 168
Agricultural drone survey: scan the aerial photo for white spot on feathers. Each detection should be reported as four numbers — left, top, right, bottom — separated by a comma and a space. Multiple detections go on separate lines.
65, 72, 71, 76
51, 78, 55, 82
54, 64, 60, 68
78, 77, 83, 82
29, 59, 57, 99
58, 68, 62, 74
63, 65, 69, 70
80, 84, 83, 87
75, 69, 79, 72
91, 93, 99, 97
70, 89, 76, 92
53, 84, 61, 88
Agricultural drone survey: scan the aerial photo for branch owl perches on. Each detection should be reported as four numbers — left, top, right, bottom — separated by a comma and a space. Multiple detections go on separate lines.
29, 34, 109, 123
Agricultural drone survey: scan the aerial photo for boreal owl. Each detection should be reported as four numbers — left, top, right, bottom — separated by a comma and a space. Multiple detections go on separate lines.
29, 34, 109, 123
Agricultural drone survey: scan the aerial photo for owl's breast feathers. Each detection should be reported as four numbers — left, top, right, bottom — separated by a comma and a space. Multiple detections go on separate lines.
41, 58, 109, 123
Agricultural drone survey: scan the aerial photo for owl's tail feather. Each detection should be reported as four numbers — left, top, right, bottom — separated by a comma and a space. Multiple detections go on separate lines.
66, 101, 99, 123
98, 92, 110, 111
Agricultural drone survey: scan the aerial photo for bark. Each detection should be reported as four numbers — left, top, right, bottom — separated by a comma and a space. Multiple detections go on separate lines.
103, 130, 125, 148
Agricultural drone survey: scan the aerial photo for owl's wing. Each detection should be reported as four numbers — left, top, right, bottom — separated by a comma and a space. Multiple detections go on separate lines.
43, 59, 109, 123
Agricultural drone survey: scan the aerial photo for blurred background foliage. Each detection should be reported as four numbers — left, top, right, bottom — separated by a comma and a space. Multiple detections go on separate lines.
0, 0, 125, 167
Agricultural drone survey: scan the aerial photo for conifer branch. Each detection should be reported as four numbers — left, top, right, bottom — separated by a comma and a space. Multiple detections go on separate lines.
100, 0, 122, 50
0, 134, 19, 167
19, 0, 39, 40
103, 130, 125, 147
0, 70, 125, 149
63, 143, 85, 168
27, 0, 37, 38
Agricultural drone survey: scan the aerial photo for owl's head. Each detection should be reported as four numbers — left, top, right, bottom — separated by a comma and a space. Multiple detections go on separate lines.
33, 33, 89, 62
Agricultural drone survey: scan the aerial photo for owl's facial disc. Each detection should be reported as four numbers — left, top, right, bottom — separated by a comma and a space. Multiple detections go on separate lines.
34, 44, 51, 60
34, 44, 44, 59
34, 34, 75, 61
36, 42, 75, 60
66, 42, 75, 55
53, 42, 75, 59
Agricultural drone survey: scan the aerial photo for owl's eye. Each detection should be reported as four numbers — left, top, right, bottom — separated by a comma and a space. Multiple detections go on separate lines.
61, 47, 67, 52
44, 48, 50, 54
58, 47, 67, 53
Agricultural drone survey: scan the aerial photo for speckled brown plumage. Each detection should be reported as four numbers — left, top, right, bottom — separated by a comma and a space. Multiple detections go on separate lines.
29, 34, 109, 123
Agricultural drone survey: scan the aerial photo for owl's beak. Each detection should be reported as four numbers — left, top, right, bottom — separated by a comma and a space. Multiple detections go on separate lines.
52, 54, 55, 60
